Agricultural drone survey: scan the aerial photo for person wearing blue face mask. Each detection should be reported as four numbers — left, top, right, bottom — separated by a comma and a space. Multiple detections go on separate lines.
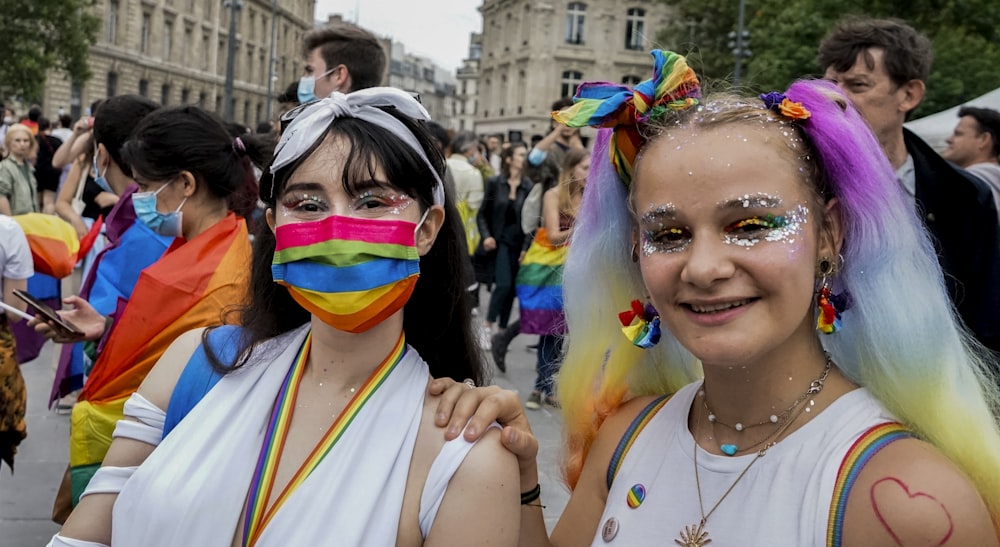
131, 178, 186, 237
36, 107, 271, 523
297, 24, 387, 103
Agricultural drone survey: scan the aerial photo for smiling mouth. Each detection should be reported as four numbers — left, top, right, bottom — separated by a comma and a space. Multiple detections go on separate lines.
685, 298, 756, 313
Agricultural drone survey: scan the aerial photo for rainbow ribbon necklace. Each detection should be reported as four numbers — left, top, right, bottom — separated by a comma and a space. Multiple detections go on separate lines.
240, 331, 408, 547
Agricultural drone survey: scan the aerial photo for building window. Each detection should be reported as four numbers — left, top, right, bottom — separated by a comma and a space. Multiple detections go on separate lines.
140, 12, 151, 54
565, 2, 586, 45
198, 91, 207, 109
183, 26, 192, 65
625, 8, 646, 50
622, 74, 642, 86
107, 0, 119, 45
202, 32, 211, 71
139, 79, 149, 97
181, 88, 190, 103
163, 19, 174, 61
106, 72, 118, 98
161, 84, 171, 105
561, 70, 583, 98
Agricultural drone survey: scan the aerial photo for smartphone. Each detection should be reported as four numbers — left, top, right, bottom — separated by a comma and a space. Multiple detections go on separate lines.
12, 289, 84, 335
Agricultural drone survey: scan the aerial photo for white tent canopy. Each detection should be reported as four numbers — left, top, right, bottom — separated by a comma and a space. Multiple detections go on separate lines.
905, 86, 1000, 151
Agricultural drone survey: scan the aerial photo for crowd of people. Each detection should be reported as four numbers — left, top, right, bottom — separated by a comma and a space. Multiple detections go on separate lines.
0, 13, 995, 547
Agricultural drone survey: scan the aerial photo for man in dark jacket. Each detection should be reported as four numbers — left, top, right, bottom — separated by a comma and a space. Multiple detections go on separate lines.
820, 17, 1000, 352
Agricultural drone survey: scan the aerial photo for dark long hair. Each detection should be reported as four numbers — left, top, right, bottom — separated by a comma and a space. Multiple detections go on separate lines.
120, 106, 271, 208
208, 108, 486, 385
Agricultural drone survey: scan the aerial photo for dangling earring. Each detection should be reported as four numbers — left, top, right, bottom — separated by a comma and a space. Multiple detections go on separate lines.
619, 299, 661, 348
815, 257, 842, 334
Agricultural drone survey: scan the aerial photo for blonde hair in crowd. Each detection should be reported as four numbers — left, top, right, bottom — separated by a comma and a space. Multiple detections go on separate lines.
557, 148, 589, 219
557, 80, 1000, 531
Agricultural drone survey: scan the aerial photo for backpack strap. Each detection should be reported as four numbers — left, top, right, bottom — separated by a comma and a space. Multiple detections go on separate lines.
826, 422, 912, 547
606, 394, 671, 491
161, 326, 242, 439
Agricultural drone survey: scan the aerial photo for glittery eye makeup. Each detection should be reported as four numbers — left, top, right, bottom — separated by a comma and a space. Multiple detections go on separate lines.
280, 192, 328, 217
637, 195, 809, 255
352, 190, 414, 215
640, 204, 690, 255
722, 205, 809, 248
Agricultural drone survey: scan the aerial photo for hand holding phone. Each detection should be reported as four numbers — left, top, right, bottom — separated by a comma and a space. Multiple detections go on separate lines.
13, 289, 84, 335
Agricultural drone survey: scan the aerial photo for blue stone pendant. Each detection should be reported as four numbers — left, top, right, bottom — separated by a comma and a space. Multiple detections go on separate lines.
720, 444, 738, 456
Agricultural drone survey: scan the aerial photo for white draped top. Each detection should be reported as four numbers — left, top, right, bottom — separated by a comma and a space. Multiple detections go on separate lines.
112, 325, 482, 546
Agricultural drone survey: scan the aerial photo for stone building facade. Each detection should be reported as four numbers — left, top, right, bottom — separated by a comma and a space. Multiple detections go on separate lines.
388, 42, 457, 129
475, 0, 671, 142
42, 0, 314, 127
454, 33, 481, 133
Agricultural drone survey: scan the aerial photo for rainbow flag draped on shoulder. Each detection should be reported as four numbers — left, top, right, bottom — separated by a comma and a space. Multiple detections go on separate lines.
69, 213, 251, 504
516, 228, 569, 335
50, 190, 172, 405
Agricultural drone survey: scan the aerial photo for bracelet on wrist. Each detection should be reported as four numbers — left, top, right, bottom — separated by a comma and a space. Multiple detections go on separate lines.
520, 484, 541, 505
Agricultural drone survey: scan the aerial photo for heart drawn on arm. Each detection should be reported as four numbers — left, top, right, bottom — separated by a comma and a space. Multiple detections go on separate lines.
870, 477, 954, 547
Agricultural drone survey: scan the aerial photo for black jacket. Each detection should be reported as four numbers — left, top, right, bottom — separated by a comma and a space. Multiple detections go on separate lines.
905, 128, 1000, 352
477, 173, 534, 250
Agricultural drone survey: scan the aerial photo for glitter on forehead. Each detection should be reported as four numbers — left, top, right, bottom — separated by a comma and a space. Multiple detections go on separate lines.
719, 192, 783, 210
723, 204, 810, 248
641, 203, 677, 224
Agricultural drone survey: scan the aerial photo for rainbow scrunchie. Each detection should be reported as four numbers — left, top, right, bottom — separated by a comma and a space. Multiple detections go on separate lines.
618, 299, 661, 349
552, 50, 701, 186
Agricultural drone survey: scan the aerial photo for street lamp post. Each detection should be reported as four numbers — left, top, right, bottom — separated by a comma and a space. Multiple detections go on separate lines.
266, 0, 278, 121
728, 0, 752, 87
223, 0, 243, 122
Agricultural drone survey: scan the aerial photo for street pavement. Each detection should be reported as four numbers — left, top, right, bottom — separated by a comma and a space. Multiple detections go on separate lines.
0, 311, 571, 545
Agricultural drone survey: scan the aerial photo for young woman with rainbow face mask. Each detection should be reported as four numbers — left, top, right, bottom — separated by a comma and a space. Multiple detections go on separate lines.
47, 88, 518, 547
432, 51, 1000, 546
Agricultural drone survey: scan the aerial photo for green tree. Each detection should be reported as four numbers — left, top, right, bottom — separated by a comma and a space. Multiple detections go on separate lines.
0, 0, 99, 102
657, 0, 1000, 117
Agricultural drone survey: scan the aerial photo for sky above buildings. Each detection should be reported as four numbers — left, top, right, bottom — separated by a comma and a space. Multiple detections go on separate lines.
314, 0, 482, 72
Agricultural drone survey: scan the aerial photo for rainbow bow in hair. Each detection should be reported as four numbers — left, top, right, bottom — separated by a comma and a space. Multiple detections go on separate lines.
618, 299, 661, 349
552, 50, 701, 185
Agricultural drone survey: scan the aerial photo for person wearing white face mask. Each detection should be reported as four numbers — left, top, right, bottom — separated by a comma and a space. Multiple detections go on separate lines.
297, 24, 386, 103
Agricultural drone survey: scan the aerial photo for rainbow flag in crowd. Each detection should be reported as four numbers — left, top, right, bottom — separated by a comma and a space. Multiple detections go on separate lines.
13, 213, 102, 278
516, 228, 569, 335
8, 214, 102, 363
68, 213, 251, 504
49, 190, 172, 405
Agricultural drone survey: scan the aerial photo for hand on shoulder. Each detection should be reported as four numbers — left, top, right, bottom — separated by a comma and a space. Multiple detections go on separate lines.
843, 437, 998, 547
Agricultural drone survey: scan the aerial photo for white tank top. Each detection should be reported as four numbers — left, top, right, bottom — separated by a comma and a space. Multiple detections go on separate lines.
593, 382, 894, 546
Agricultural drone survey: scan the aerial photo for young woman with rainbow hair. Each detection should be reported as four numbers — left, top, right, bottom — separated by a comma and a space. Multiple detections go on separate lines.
433, 50, 1000, 545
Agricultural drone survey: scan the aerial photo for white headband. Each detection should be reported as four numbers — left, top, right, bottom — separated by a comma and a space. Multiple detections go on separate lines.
271, 87, 446, 206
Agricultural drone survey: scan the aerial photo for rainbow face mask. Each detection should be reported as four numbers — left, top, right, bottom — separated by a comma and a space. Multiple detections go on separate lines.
272, 214, 425, 333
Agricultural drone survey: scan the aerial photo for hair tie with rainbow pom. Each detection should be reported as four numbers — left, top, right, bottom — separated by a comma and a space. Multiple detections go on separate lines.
552, 50, 701, 187
618, 299, 661, 349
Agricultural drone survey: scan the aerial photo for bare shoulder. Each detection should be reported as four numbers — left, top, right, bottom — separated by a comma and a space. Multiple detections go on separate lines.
550, 395, 667, 545
136, 327, 208, 411
592, 395, 667, 456
843, 437, 998, 547
422, 408, 519, 546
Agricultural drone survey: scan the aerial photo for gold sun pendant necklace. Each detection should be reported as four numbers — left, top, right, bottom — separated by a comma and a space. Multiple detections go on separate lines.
676, 364, 831, 546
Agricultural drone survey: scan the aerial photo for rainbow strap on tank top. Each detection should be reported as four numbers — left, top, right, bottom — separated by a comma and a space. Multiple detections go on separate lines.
826, 422, 912, 546
606, 395, 671, 490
